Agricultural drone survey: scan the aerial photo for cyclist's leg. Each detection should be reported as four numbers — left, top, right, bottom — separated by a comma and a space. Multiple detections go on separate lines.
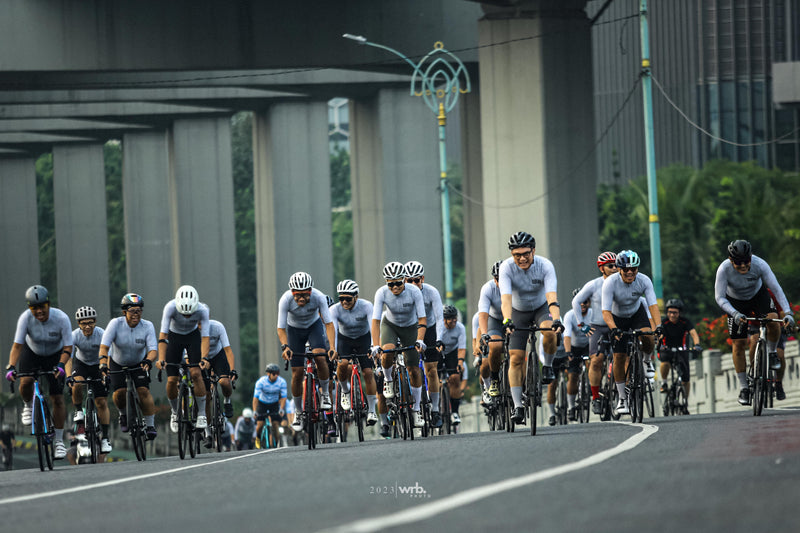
164, 334, 186, 416
424, 346, 442, 415
508, 309, 535, 409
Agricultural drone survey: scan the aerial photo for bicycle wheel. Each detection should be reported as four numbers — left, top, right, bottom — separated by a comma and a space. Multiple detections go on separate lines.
526, 354, 539, 436
440, 380, 451, 436
33, 396, 47, 471
177, 386, 189, 459
85, 398, 98, 464
352, 372, 365, 442
41, 399, 54, 470
632, 354, 644, 424
212, 389, 223, 453
753, 341, 765, 417
675, 385, 688, 416
189, 398, 199, 458
401, 372, 415, 441
305, 375, 316, 450
503, 363, 515, 433
578, 371, 590, 423
128, 388, 144, 461
644, 376, 655, 418
557, 377, 567, 425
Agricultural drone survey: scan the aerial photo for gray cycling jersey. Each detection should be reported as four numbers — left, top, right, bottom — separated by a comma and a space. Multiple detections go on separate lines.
101, 317, 157, 366
277, 288, 332, 329
472, 311, 480, 340
563, 309, 591, 348
440, 321, 467, 353
160, 300, 210, 336
601, 272, 657, 317
420, 283, 445, 340
572, 276, 606, 326
714, 255, 792, 317
498, 256, 558, 311
71, 327, 105, 365
13, 307, 72, 356
372, 283, 425, 327
207, 320, 231, 358
330, 298, 373, 339
478, 280, 503, 321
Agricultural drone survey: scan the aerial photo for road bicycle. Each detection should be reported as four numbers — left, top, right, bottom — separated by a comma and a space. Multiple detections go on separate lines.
575, 353, 591, 423
417, 356, 434, 437
438, 366, 453, 435
205, 369, 235, 452
380, 344, 416, 441
552, 361, 568, 426
162, 361, 200, 459
616, 329, 654, 424
297, 350, 324, 450
480, 337, 505, 431
66, 375, 106, 463
659, 347, 691, 416
14, 369, 55, 471
744, 317, 784, 416
336, 352, 370, 442
108, 365, 149, 461
505, 325, 548, 436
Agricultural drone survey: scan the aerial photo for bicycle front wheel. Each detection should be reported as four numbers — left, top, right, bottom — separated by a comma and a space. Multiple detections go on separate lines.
578, 372, 590, 423
33, 397, 47, 471
753, 341, 766, 416
526, 355, 539, 435
305, 376, 316, 450
85, 399, 98, 464
644, 377, 655, 418
352, 372, 365, 442
177, 386, 189, 459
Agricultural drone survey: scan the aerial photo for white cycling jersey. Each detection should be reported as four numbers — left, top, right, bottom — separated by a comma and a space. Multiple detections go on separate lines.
440, 321, 467, 353
572, 276, 606, 326
13, 307, 72, 356
160, 300, 210, 336
498, 256, 557, 311
563, 309, 591, 348
277, 288, 332, 329
371, 283, 425, 327
478, 279, 503, 321
601, 272, 657, 318
714, 255, 791, 317
207, 320, 231, 358
101, 317, 157, 366
330, 298, 373, 339
72, 327, 105, 365
419, 283, 445, 340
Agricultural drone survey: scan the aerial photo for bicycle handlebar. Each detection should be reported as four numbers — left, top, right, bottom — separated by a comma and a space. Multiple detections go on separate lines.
378, 345, 416, 355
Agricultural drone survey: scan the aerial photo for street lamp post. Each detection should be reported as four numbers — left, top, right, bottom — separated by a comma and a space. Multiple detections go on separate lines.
344, 34, 471, 304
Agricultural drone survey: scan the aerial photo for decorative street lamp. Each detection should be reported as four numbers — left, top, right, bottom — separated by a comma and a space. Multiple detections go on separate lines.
344, 33, 471, 304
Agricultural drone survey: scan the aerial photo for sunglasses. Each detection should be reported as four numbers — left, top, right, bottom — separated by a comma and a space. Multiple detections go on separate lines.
78, 320, 96, 327
292, 291, 311, 298
338, 296, 354, 303
731, 258, 751, 266
28, 303, 47, 311
387, 281, 404, 288
406, 277, 421, 284
620, 266, 638, 273
126, 307, 143, 315
511, 251, 532, 259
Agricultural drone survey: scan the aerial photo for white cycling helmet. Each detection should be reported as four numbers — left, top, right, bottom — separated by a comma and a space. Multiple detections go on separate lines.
382, 261, 406, 280
175, 285, 199, 315
288, 272, 313, 291
336, 279, 359, 295
75, 306, 97, 321
404, 261, 424, 278
242, 408, 254, 419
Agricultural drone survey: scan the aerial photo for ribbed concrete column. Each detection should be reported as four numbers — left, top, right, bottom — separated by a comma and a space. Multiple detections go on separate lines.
459, 89, 487, 320
253, 102, 333, 369
0, 157, 40, 381
53, 144, 111, 323
170, 117, 240, 356
122, 130, 175, 324
350, 87, 441, 301
478, 1, 598, 300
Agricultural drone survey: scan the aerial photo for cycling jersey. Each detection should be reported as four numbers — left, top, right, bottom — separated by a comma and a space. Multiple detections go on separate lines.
159, 300, 210, 336
660, 316, 694, 349
371, 283, 425, 327
572, 277, 606, 326
498, 256, 557, 311
253, 375, 288, 404
563, 309, 591, 348
601, 272, 657, 318
277, 288, 332, 329
440, 322, 467, 353
13, 307, 72, 356
714, 255, 792, 317
419, 283, 445, 340
71, 327, 104, 365
478, 280, 503, 321
101, 317, 158, 366
207, 320, 231, 358
330, 298, 373, 338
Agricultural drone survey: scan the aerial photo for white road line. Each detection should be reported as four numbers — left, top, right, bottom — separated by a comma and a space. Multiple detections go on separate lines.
0, 448, 280, 506
321, 423, 659, 533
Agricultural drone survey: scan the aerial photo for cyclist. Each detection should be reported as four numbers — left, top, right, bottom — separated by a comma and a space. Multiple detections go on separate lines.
70, 306, 112, 453
658, 298, 701, 413
5, 285, 72, 459
66, 432, 109, 465
404, 261, 445, 428
471, 311, 492, 405
545, 335, 568, 425
200, 318, 238, 419
498, 231, 563, 424
561, 288, 593, 422
277, 272, 336, 432
478, 261, 504, 403
330, 279, 379, 426
714, 240, 795, 405
572, 252, 617, 415
157, 285, 211, 432
252, 363, 287, 447
99, 293, 158, 440
755, 289, 792, 400
371, 261, 427, 433
0, 424, 14, 470
438, 305, 467, 425
601, 250, 661, 415
234, 408, 257, 450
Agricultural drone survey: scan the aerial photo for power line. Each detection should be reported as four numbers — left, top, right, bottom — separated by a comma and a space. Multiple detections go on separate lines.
651, 75, 800, 147
449, 74, 642, 210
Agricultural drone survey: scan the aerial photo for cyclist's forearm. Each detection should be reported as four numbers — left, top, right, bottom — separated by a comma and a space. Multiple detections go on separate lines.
602, 310, 617, 330
501, 295, 513, 321
277, 328, 288, 347
417, 317, 427, 342
201, 336, 210, 359
252, 397, 259, 412
224, 346, 235, 371
8, 343, 22, 367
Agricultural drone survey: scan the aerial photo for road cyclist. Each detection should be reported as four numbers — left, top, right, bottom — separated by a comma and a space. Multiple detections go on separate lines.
657, 298, 701, 414
252, 363, 287, 448
560, 288, 593, 422
437, 305, 467, 428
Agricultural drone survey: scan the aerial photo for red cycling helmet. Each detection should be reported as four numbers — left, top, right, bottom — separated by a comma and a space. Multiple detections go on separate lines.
597, 251, 617, 268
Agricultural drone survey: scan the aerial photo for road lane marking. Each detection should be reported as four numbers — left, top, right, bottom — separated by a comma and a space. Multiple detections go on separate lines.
0, 448, 280, 506
321, 422, 658, 533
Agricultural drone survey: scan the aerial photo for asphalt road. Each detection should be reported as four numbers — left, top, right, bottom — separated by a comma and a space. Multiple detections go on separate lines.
2, 408, 799, 533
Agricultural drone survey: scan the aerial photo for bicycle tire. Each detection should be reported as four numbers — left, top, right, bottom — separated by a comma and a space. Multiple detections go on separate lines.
578, 371, 590, 423
352, 371, 366, 442
177, 385, 188, 459
557, 377, 567, 425
34, 396, 47, 472
633, 352, 645, 423
128, 387, 144, 461
644, 376, 655, 418
753, 340, 766, 416
503, 361, 515, 433
190, 398, 199, 458
440, 378, 451, 436
212, 388, 223, 453
41, 398, 54, 470
402, 372, 415, 441
527, 354, 539, 436
675, 385, 688, 416
305, 374, 316, 450
85, 396, 98, 464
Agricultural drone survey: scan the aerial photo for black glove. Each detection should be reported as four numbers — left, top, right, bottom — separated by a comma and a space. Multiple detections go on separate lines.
480, 333, 492, 345
435, 340, 445, 350
551, 319, 564, 333
610, 328, 621, 340
654, 325, 664, 337
503, 319, 515, 334
230, 369, 239, 380
99, 363, 109, 376
141, 359, 153, 372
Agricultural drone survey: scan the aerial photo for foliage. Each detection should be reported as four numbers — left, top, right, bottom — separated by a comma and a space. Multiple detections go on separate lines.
330, 146, 354, 282
35, 154, 57, 304
105, 141, 126, 312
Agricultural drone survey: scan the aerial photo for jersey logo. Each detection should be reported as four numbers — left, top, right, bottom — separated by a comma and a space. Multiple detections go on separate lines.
49, 331, 60, 337
135, 338, 145, 345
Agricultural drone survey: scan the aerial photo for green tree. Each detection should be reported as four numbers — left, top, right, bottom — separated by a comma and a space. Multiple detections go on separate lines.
105, 141, 126, 312
35, 153, 57, 304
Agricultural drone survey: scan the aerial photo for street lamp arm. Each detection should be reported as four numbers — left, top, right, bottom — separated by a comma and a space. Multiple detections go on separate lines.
342, 33, 419, 71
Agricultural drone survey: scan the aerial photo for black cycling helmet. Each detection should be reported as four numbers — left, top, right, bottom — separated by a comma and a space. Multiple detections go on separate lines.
665, 298, 684, 311
121, 293, 144, 310
265, 363, 280, 374
572, 288, 582, 298
727, 240, 752, 261
507, 231, 535, 250
443, 305, 458, 319
326, 294, 335, 308
491, 261, 502, 280
25, 285, 49, 306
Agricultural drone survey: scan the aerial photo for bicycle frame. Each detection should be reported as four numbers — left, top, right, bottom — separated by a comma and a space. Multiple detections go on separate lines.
67, 376, 104, 463
302, 351, 321, 450
109, 366, 148, 461
380, 345, 416, 441
340, 353, 369, 442
16, 370, 55, 471
743, 317, 783, 416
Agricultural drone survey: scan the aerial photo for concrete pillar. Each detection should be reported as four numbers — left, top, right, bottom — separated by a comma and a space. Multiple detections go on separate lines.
253, 102, 333, 369
122, 130, 175, 324
459, 89, 487, 321
53, 144, 111, 323
0, 157, 40, 382
349, 87, 441, 301
478, 2, 598, 302
170, 117, 240, 356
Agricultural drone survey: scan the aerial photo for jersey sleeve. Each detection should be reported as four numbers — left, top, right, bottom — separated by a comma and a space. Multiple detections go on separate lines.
13, 312, 28, 345
198, 305, 211, 337
456, 324, 467, 350
160, 301, 174, 334
276, 292, 290, 329
430, 288, 445, 340
498, 260, 512, 295
571, 281, 593, 322
760, 259, 792, 315
543, 259, 558, 294
714, 261, 737, 316
144, 321, 158, 352
100, 319, 117, 347
563, 310, 576, 339
371, 288, 385, 321
280, 378, 287, 399
601, 276, 615, 312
